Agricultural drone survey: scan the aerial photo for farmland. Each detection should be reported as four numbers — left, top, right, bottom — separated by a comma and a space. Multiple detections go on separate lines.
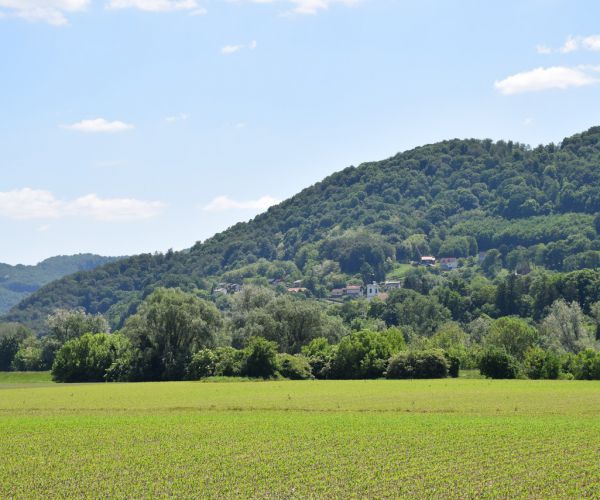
1, 379, 600, 497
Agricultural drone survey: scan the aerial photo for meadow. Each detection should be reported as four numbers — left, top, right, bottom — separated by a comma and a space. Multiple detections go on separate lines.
1, 378, 599, 498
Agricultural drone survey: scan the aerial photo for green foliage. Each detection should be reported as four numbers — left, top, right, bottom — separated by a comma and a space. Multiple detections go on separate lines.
479, 347, 520, 379
386, 350, 449, 379
10, 128, 600, 332
277, 353, 312, 380
46, 309, 110, 343
572, 349, 600, 380
331, 329, 403, 379
523, 347, 560, 380
187, 349, 218, 379
0, 254, 119, 314
485, 317, 537, 360
243, 337, 279, 379
51, 333, 132, 383
122, 288, 222, 381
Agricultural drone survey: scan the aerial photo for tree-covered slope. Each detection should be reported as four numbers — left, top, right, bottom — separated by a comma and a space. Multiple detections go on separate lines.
5, 127, 600, 331
0, 254, 121, 315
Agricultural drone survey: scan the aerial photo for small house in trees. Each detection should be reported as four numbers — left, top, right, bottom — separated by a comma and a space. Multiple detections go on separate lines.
440, 257, 458, 270
420, 256, 436, 266
383, 280, 403, 290
366, 282, 380, 300
345, 285, 362, 297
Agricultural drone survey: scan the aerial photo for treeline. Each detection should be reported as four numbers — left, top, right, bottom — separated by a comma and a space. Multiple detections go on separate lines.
2, 285, 599, 382
6, 127, 600, 331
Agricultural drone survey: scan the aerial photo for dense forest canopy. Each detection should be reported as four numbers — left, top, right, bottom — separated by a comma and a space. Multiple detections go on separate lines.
4, 126, 600, 332
0, 254, 120, 315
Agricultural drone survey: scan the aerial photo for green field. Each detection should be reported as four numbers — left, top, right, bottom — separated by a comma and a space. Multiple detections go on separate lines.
1, 379, 599, 497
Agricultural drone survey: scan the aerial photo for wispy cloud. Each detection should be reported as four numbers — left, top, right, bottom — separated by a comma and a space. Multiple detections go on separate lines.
165, 112, 189, 123
494, 66, 599, 95
221, 40, 258, 55
537, 34, 600, 54
0, 188, 165, 221
243, 0, 358, 15
221, 44, 244, 55
0, 0, 89, 26
106, 0, 199, 12
203, 195, 279, 212
62, 118, 134, 133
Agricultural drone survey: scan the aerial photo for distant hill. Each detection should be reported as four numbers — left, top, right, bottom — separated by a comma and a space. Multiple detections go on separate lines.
0, 254, 121, 314
5, 126, 600, 331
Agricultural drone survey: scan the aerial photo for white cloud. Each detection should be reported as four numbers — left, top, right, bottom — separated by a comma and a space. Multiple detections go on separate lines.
535, 44, 551, 55
0, 188, 165, 221
494, 66, 598, 95
0, 0, 89, 26
68, 194, 165, 221
189, 6, 206, 15
244, 0, 358, 15
538, 34, 600, 54
203, 195, 279, 212
0, 188, 64, 219
559, 35, 579, 54
62, 118, 134, 133
221, 40, 258, 54
221, 44, 243, 54
165, 112, 189, 123
106, 0, 199, 11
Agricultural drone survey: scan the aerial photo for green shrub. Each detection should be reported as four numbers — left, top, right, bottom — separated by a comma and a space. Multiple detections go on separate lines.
211, 347, 244, 377
301, 337, 335, 379
386, 350, 449, 379
188, 349, 217, 379
479, 347, 520, 379
277, 354, 312, 380
243, 337, 279, 379
445, 353, 460, 378
331, 330, 400, 379
52, 333, 132, 383
523, 347, 560, 379
573, 349, 600, 380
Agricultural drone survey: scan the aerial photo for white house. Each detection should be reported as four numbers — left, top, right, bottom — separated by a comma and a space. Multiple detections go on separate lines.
366, 282, 380, 300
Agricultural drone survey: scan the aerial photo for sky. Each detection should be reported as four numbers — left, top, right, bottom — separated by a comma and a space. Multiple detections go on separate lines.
2, 0, 600, 265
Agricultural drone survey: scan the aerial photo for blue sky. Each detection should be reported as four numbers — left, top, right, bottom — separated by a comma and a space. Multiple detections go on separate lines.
2, 0, 600, 264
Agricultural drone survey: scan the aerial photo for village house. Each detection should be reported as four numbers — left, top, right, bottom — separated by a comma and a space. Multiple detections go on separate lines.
287, 287, 308, 293
439, 257, 458, 270
344, 285, 362, 297
366, 282, 380, 300
420, 256, 436, 266
383, 280, 402, 290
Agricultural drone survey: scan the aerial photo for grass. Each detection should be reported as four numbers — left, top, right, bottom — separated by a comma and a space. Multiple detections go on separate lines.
0, 371, 52, 385
1, 379, 600, 497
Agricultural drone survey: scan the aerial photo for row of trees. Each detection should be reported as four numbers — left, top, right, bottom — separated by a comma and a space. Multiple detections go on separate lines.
3, 284, 600, 382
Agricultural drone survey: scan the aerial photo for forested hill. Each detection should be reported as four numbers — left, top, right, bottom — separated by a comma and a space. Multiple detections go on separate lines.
0, 254, 121, 314
6, 127, 600, 331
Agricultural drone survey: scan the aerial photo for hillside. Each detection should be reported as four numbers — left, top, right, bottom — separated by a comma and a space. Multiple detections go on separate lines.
0, 254, 121, 314
5, 127, 600, 332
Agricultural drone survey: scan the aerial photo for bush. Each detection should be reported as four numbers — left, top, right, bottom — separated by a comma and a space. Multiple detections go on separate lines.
213, 347, 245, 377
52, 333, 132, 383
243, 337, 279, 378
523, 347, 560, 379
479, 347, 520, 379
386, 350, 449, 379
573, 349, 600, 380
277, 354, 312, 380
188, 349, 218, 379
445, 353, 460, 378
331, 329, 402, 379
301, 337, 335, 379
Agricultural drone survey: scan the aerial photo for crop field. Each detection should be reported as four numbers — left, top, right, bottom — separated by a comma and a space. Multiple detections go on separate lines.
1, 379, 600, 498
